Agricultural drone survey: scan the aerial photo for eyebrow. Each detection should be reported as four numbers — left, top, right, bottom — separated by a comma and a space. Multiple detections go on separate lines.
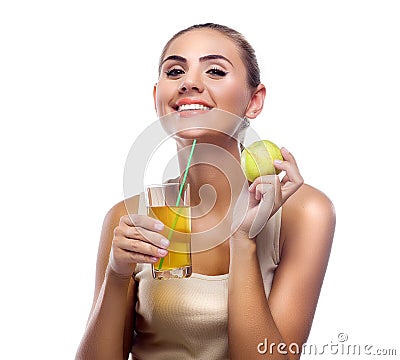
161, 54, 234, 67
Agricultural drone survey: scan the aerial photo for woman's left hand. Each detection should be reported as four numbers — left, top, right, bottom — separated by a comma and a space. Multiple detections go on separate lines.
233, 147, 304, 239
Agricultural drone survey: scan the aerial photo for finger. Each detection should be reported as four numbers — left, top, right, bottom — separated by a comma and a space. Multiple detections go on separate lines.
274, 149, 303, 185
249, 183, 275, 238
248, 175, 277, 210
112, 246, 160, 265
274, 158, 300, 180
273, 147, 297, 169
117, 224, 170, 249
281, 147, 298, 165
274, 149, 304, 203
256, 175, 282, 209
248, 175, 277, 193
121, 214, 165, 232
254, 175, 279, 201
130, 253, 160, 264
115, 236, 169, 258
281, 173, 290, 184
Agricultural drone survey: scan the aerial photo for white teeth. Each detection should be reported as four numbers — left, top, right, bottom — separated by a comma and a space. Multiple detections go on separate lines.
178, 104, 211, 111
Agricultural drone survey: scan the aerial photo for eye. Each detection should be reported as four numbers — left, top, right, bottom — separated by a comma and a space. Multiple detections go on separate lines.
165, 68, 185, 78
206, 67, 228, 77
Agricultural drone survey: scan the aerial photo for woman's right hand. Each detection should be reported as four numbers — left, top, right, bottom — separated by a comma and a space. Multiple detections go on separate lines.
108, 214, 170, 277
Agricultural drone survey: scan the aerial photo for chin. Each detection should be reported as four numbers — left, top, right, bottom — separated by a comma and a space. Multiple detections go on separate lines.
174, 128, 221, 141
160, 109, 243, 142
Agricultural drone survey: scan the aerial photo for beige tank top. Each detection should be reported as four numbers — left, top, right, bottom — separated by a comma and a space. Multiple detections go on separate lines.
131, 193, 282, 360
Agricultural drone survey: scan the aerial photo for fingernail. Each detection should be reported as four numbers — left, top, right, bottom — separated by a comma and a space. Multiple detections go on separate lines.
158, 249, 168, 256
274, 160, 283, 165
154, 222, 164, 231
151, 257, 158, 262
160, 238, 170, 248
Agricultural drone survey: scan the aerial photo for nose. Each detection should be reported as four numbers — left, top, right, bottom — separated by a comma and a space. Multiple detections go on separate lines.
178, 70, 204, 93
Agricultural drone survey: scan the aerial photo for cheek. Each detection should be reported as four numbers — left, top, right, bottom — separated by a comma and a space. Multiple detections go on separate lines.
209, 78, 251, 116
155, 82, 172, 114
155, 76, 251, 117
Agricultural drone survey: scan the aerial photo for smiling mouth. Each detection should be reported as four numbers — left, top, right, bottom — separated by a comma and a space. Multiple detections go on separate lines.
177, 104, 212, 112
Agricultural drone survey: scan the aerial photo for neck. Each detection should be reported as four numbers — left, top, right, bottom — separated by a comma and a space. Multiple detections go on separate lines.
176, 138, 245, 214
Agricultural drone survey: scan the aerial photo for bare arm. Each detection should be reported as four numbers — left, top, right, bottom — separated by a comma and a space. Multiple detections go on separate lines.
228, 147, 335, 359
75, 195, 171, 360
75, 200, 136, 360
229, 233, 286, 359
228, 185, 335, 359
269, 185, 335, 358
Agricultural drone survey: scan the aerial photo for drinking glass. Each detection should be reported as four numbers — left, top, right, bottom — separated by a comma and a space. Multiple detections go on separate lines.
145, 183, 192, 279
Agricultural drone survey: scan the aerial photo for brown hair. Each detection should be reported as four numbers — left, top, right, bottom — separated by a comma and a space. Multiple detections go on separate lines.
158, 23, 261, 88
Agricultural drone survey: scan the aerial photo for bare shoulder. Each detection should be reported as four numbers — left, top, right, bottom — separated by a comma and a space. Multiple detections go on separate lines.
102, 195, 139, 231
283, 183, 335, 222
280, 184, 336, 251
98, 194, 140, 247
99, 194, 141, 254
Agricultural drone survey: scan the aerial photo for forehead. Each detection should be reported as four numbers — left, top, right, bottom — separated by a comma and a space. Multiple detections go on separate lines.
164, 29, 242, 63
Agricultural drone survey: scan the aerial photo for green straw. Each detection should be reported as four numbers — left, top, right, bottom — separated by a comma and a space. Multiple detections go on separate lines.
158, 139, 196, 270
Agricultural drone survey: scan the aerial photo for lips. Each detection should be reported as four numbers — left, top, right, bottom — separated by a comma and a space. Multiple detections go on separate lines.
174, 98, 213, 112
178, 103, 211, 111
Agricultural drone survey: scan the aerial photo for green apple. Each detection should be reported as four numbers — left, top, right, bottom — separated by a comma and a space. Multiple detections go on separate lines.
240, 140, 283, 182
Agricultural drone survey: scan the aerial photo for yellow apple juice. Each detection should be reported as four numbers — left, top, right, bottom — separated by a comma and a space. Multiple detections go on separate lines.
147, 205, 191, 278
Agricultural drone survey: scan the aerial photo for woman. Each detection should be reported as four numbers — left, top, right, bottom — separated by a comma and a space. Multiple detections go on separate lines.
76, 23, 335, 360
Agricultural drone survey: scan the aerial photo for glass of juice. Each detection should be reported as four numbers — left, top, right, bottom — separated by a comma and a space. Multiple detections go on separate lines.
145, 183, 192, 279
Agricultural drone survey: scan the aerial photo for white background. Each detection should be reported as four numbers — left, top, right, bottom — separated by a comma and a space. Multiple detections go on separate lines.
1, 1, 399, 359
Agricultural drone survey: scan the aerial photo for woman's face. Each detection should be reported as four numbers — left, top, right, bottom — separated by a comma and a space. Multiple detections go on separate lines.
154, 29, 254, 119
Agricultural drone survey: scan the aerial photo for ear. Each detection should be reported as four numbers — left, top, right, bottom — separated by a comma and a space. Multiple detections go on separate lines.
245, 84, 266, 119
153, 83, 158, 113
